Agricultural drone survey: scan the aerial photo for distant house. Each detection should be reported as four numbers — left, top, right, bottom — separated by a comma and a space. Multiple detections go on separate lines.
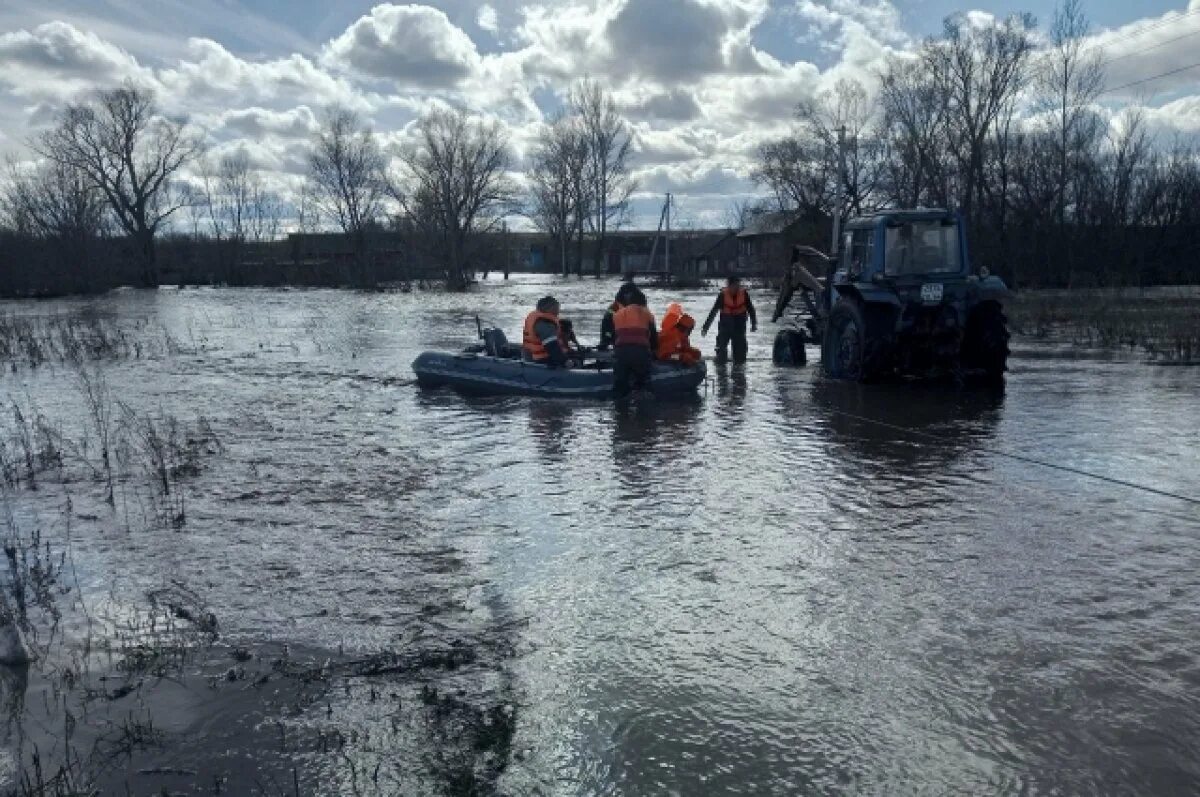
736, 212, 810, 277
606, 229, 741, 278
686, 230, 739, 277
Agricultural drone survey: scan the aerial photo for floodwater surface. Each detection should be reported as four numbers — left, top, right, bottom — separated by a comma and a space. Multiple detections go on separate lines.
2, 276, 1199, 794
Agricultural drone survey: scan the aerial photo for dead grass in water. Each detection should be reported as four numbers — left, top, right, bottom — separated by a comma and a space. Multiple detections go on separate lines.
1008, 289, 1200, 363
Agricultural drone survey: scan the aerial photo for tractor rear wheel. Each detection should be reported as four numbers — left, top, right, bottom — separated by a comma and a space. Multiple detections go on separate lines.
822, 298, 890, 381
963, 302, 1010, 384
773, 328, 807, 366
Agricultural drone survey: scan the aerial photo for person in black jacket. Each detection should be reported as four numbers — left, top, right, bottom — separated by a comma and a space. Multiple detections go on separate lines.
598, 281, 639, 351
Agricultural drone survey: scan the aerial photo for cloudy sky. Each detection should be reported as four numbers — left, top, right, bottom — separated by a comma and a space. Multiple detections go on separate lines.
1, 0, 1199, 228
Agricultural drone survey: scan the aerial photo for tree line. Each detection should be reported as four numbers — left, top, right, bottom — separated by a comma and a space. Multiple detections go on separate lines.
0, 77, 636, 296
751, 0, 1200, 287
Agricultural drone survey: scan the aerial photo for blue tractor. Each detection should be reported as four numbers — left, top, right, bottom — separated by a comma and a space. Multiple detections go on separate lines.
771, 209, 1011, 383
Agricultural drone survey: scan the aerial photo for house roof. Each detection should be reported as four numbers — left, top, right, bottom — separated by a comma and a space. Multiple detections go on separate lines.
737, 211, 800, 238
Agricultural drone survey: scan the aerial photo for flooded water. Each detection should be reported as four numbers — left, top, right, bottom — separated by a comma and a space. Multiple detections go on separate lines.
2, 276, 1200, 794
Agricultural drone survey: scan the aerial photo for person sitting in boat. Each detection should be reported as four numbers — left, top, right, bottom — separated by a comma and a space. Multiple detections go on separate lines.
660, 302, 684, 332
657, 311, 702, 366
523, 296, 569, 367
612, 288, 658, 396
558, 318, 587, 365
599, 281, 639, 351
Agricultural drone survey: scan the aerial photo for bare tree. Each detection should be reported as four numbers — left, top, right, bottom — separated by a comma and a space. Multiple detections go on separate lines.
1035, 0, 1105, 283
308, 105, 387, 283
394, 107, 517, 290
571, 80, 635, 276
752, 136, 832, 220
179, 182, 208, 240
529, 114, 590, 275
878, 55, 951, 207
247, 182, 284, 243
198, 151, 259, 281
927, 13, 1035, 229
295, 183, 322, 234
2, 158, 108, 292
722, 198, 771, 231
35, 83, 200, 286
797, 78, 886, 217
1038, 0, 1105, 224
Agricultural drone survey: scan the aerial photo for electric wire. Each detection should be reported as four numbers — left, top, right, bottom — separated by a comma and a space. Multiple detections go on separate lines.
824, 408, 1200, 507
1100, 60, 1200, 96
1087, 7, 1200, 54
1099, 28, 1200, 67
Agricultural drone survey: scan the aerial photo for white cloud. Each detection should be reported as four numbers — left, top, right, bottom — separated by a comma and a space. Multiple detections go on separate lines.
321, 4, 481, 87
0, 21, 152, 99
214, 106, 320, 140
158, 38, 369, 115
477, 4, 499, 34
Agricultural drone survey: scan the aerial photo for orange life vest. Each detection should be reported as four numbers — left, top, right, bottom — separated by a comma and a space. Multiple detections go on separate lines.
721, 287, 748, 316
522, 310, 560, 362
657, 314, 700, 364
613, 305, 654, 348
660, 302, 684, 333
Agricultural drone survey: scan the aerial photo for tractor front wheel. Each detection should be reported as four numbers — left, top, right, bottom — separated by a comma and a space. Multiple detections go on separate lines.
773, 328, 807, 366
822, 298, 893, 381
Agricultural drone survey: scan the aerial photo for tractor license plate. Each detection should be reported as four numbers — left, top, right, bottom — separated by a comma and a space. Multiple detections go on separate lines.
921, 283, 944, 303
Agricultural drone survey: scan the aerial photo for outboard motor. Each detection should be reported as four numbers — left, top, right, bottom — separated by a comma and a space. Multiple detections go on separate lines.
482, 327, 512, 358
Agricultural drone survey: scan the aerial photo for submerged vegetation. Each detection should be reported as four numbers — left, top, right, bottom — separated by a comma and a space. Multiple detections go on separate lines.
0, 316, 520, 794
1008, 289, 1200, 362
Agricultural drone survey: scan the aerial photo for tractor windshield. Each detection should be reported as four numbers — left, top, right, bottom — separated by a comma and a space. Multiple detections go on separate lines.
884, 221, 961, 277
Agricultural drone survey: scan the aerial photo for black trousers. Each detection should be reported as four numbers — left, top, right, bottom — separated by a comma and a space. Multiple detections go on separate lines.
716, 316, 748, 363
613, 345, 652, 397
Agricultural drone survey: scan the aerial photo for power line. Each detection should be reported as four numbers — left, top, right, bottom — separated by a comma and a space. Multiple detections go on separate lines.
825, 408, 1200, 507
1101, 60, 1200, 96
1099, 28, 1200, 68
1087, 7, 1200, 55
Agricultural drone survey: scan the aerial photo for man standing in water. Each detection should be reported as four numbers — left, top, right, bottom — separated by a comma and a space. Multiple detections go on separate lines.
611, 288, 657, 396
701, 275, 757, 364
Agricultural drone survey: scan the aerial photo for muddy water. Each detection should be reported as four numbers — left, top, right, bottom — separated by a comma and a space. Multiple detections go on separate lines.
3, 276, 1200, 794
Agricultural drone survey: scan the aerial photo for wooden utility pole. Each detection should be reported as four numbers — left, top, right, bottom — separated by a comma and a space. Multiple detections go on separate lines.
665, 192, 671, 275
831, 126, 847, 255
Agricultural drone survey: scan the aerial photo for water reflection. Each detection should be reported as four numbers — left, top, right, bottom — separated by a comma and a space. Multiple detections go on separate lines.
527, 400, 577, 463
610, 396, 704, 497
802, 378, 1005, 472
713, 363, 748, 418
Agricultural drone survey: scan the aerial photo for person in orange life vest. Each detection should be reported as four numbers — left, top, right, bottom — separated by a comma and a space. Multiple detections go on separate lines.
522, 296, 569, 367
660, 302, 684, 333
657, 311, 701, 365
701, 275, 757, 364
612, 288, 658, 396
599, 281, 638, 351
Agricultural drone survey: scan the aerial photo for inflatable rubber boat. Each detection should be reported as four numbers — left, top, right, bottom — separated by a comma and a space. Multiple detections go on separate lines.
413, 327, 706, 398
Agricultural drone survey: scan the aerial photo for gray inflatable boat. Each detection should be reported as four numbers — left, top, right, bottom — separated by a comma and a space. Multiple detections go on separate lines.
413, 327, 706, 398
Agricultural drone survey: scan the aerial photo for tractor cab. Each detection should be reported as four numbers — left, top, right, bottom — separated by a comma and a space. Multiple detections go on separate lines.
838, 209, 968, 284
